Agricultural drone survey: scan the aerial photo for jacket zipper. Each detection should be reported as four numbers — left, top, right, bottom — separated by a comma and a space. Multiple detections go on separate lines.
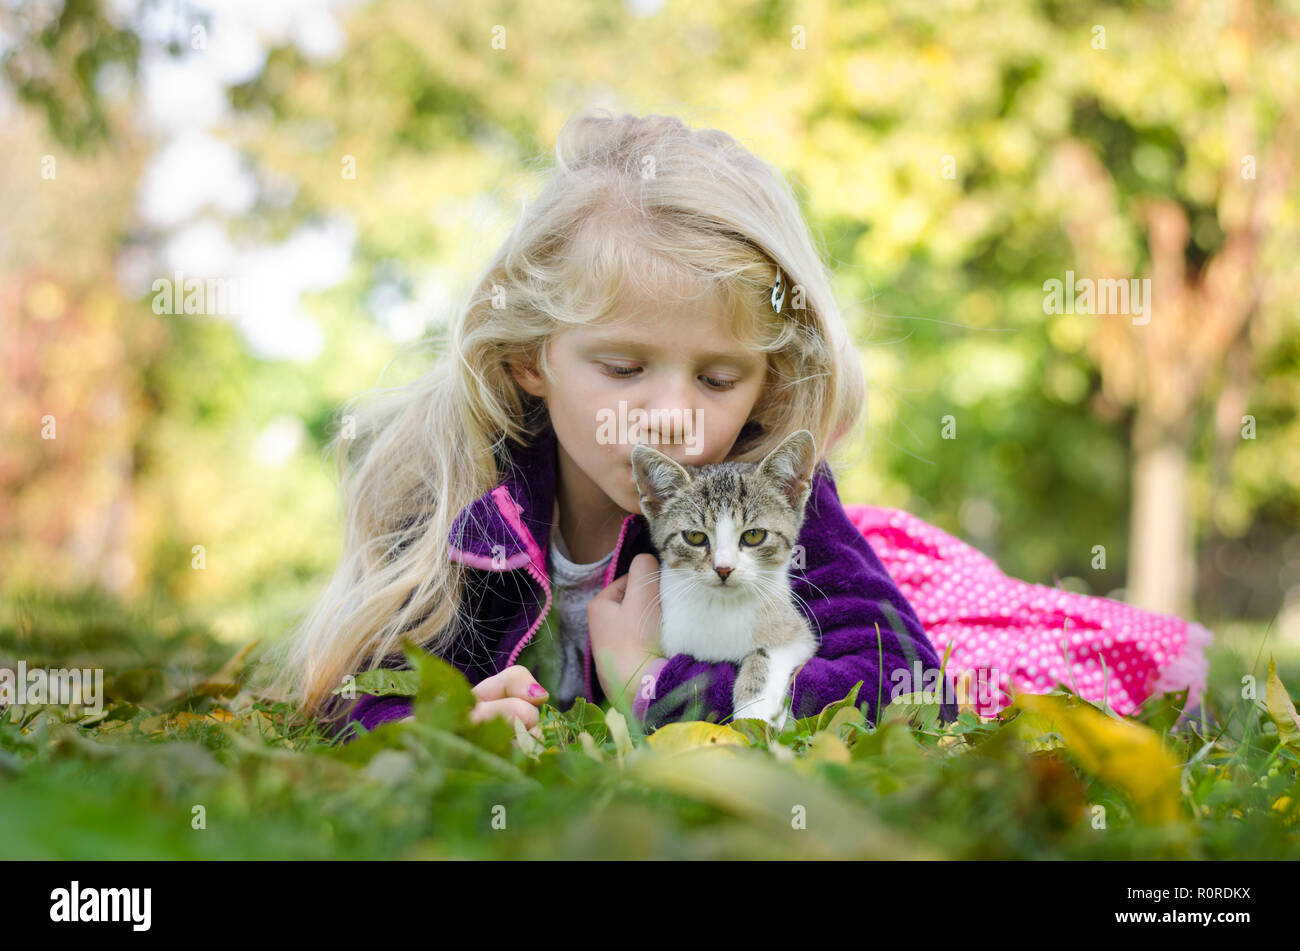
497, 485, 552, 670
504, 558, 552, 669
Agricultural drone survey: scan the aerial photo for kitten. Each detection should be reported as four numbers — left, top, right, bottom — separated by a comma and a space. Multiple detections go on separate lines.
630, 429, 819, 730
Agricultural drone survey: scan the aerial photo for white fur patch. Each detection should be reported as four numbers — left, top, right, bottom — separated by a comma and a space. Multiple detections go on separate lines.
659, 567, 759, 662
734, 640, 816, 728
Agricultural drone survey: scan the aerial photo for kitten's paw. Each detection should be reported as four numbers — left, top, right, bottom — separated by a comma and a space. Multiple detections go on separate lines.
739, 698, 787, 730
734, 689, 792, 730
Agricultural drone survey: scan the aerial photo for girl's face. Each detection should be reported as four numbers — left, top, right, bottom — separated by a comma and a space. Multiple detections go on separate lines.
511, 281, 768, 516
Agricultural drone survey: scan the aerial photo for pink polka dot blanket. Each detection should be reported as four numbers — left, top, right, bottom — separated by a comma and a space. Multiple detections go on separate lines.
844, 503, 1213, 720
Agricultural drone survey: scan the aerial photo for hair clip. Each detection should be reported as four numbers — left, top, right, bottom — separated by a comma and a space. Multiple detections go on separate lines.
771, 267, 785, 315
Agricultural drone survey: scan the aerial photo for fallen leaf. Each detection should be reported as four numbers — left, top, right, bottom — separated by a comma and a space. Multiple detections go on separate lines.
1009, 693, 1184, 825
794, 731, 851, 776
157, 640, 260, 711
511, 716, 542, 756
644, 720, 750, 754
1265, 656, 1300, 749
605, 707, 634, 761
578, 730, 605, 762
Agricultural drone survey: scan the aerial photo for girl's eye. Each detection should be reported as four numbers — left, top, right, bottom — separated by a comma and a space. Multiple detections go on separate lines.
741, 528, 767, 545
598, 364, 737, 391
601, 364, 639, 379
682, 530, 708, 546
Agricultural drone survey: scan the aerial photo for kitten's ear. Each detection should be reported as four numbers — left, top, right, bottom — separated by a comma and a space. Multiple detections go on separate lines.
631, 444, 691, 519
756, 429, 817, 511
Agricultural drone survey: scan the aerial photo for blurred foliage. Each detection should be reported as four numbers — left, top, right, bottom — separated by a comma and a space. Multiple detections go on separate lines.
0, 0, 146, 149
2, 0, 1298, 645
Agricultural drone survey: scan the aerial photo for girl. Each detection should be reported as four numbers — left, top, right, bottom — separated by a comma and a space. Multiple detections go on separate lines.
264, 111, 1210, 743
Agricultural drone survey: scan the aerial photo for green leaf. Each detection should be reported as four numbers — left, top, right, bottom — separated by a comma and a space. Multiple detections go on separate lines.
821, 704, 867, 742
558, 696, 609, 740
793, 680, 864, 736
1132, 688, 1188, 736
402, 640, 474, 734
463, 712, 516, 758
728, 717, 775, 746
333, 668, 420, 699
879, 691, 940, 732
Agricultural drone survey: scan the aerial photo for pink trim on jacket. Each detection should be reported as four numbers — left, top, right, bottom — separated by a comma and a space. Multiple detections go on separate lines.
586, 512, 638, 701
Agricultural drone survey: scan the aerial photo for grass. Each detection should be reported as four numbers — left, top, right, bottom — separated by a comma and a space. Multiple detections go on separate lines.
1, 589, 1298, 859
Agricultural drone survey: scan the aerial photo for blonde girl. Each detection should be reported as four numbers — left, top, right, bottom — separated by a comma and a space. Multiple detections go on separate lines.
263, 110, 1208, 742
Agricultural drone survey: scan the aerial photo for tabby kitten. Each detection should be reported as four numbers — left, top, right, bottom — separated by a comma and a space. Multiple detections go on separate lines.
630, 428, 819, 730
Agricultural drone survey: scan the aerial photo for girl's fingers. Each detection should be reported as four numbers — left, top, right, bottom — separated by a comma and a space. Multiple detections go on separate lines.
623, 554, 660, 607
470, 664, 548, 704
629, 553, 659, 576
469, 696, 541, 729
597, 572, 629, 603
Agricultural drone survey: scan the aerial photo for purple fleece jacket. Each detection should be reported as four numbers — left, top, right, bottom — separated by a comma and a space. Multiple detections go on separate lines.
334, 419, 957, 740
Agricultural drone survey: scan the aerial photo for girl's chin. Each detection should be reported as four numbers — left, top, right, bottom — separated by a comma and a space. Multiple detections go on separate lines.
617, 470, 641, 513
615, 484, 642, 515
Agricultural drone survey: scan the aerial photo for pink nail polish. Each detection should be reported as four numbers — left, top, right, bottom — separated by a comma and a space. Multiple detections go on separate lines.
530, 684, 547, 697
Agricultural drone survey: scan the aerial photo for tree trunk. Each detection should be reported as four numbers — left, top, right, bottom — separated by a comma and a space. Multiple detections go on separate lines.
1127, 409, 1196, 617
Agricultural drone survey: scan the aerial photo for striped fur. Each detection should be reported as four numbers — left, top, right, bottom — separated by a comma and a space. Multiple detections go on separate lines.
631, 430, 820, 730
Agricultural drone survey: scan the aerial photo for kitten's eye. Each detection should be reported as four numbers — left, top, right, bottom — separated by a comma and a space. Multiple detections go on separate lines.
682, 530, 708, 546
741, 528, 767, 546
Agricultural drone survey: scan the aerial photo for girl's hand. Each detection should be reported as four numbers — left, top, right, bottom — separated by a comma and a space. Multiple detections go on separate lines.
468, 664, 547, 741
588, 553, 666, 710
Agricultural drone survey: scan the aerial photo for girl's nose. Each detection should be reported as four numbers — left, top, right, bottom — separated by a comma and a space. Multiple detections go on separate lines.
645, 380, 697, 447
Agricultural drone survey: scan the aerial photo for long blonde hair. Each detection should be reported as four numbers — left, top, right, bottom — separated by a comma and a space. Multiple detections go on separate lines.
260, 110, 866, 734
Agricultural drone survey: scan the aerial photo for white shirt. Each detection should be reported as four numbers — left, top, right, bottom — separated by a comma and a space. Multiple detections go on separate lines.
544, 508, 614, 707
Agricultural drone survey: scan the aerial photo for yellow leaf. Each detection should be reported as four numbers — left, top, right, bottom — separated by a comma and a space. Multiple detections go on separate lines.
1272, 796, 1296, 825
823, 705, 866, 740
136, 710, 237, 734
954, 669, 978, 717
1010, 694, 1183, 825
511, 716, 541, 755
605, 707, 634, 761
1005, 705, 1066, 753
136, 713, 167, 734
209, 640, 260, 685
1265, 656, 1300, 749
578, 730, 605, 763
768, 740, 795, 763
644, 721, 750, 754
794, 732, 851, 777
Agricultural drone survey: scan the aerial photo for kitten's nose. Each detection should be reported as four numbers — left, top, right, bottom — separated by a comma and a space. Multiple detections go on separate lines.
714, 565, 733, 582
